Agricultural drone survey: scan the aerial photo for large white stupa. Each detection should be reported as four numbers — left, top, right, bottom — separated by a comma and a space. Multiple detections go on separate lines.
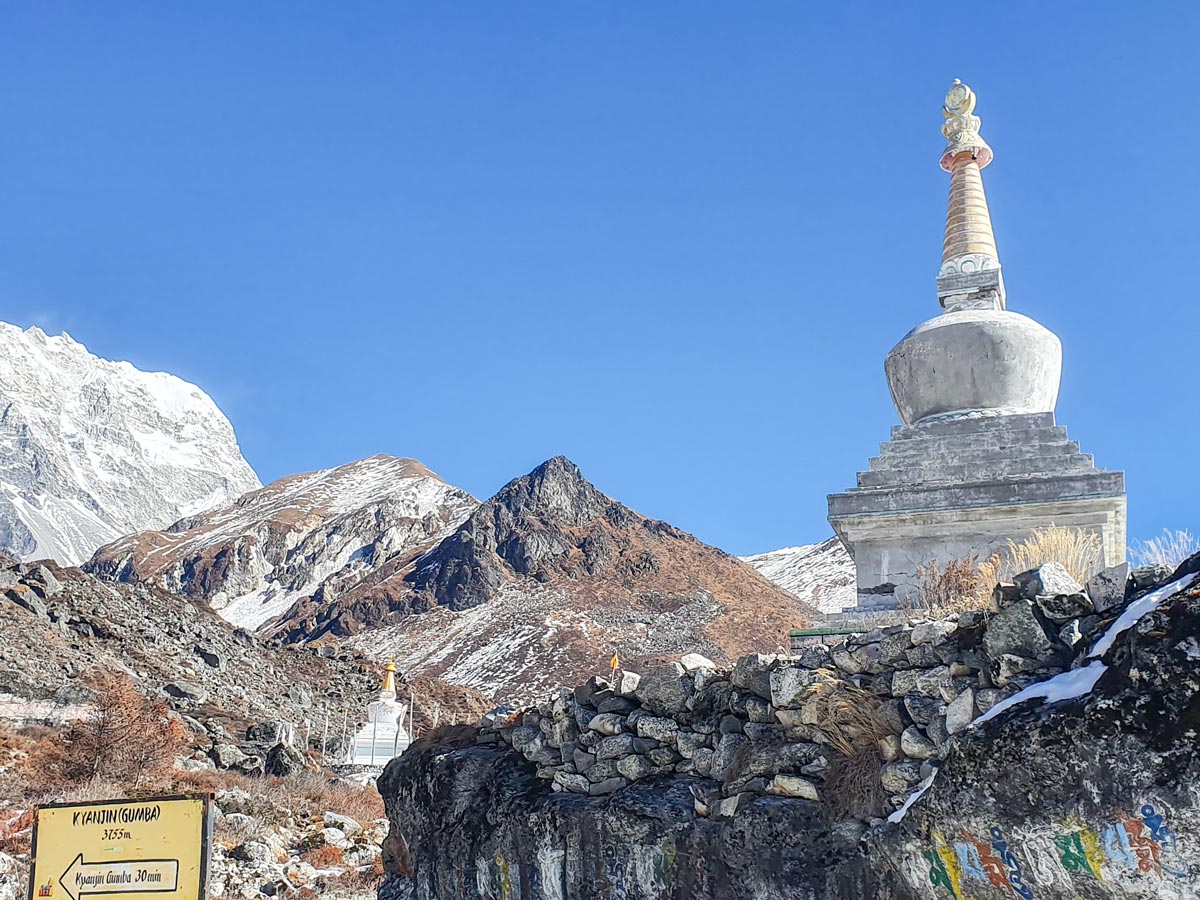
828, 81, 1126, 610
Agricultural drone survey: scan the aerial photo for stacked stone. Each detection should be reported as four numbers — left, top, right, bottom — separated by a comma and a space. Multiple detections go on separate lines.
478, 560, 1167, 821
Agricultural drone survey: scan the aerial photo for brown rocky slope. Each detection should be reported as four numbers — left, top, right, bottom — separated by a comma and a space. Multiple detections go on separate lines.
0, 554, 486, 748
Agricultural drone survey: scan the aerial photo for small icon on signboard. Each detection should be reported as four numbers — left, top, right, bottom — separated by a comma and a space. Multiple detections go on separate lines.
37, 881, 53, 898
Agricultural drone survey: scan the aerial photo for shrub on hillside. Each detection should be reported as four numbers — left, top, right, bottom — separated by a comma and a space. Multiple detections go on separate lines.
30, 672, 187, 788
301, 844, 345, 868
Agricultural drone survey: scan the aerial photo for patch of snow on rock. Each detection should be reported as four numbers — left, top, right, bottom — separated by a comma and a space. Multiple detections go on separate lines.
972, 660, 1109, 727
1087, 571, 1199, 659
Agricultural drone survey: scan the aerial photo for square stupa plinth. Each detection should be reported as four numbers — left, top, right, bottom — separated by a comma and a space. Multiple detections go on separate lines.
827, 412, 1126, 611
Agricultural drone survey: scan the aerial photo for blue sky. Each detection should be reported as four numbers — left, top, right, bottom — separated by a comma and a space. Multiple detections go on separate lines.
1, 4, 1196, 555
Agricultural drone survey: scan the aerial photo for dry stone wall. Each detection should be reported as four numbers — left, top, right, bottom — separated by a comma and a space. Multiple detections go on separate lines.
483, 560, 1141, 818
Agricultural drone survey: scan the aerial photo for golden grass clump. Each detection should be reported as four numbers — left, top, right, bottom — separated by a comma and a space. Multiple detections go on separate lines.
912, 525, 1103, 615
998, 524, 1101, 586
824, 751, 886, 822
913, 553, 994, 616
807, 682, 894, 820
1129, 528, 1200, 569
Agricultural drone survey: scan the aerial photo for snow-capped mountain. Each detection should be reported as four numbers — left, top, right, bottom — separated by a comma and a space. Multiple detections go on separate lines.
86, 454, 478, 629
740, 537, 856, 615
0, 322, 260, 564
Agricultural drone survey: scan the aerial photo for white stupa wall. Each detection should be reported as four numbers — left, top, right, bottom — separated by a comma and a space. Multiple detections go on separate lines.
346, 684, 411, 766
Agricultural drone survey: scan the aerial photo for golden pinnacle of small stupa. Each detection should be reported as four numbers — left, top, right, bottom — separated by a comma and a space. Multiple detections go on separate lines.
381, 659, 397, 695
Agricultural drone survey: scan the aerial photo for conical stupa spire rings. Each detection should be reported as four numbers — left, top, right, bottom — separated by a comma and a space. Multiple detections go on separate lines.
941, 155, 999, 274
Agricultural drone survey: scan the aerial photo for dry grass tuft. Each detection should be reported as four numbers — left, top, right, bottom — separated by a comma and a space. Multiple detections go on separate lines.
301, 844, 345, 868
913, 553, 996, 616
911, 525, 1103, 615
411, 722, 479, 752
337, 854, 386, 892
824, 750, 886, 821
174, 768, 384, 824
999, 525, 1101, 585
213, 806, 272, 844
807, 682, 893, 757
1130, 528, 1200, 569
806, 682, 894, 820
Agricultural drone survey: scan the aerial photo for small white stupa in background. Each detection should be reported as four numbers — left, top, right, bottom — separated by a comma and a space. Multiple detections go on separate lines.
346, 660, 412, 766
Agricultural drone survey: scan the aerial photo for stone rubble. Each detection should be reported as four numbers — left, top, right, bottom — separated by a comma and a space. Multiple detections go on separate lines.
197, 789, 387, 899
0, 788, 387, 900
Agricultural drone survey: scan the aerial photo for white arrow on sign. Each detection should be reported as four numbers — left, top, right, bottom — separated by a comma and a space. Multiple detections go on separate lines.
60, 854, 180, 900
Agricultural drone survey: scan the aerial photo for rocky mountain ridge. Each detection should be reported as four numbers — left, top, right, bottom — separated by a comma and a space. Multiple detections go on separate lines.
90, 455, 821, 702
86, 454, 477, 630
0, 553, 488, 757
315, 457, 821, 701
0, 322, 260, 564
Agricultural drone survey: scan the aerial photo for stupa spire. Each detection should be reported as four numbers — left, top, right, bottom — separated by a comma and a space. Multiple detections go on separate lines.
381, 660, 397, 700
936, 79, 1005, 312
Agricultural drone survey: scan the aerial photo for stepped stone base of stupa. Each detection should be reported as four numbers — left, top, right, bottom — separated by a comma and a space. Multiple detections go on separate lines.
827, 412, 1126, 611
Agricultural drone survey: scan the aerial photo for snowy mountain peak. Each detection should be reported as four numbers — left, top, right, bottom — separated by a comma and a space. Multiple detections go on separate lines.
0, 321, 261, 564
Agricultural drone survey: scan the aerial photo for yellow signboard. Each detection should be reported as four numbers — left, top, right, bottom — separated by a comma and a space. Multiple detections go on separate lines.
28, 796, 211, 900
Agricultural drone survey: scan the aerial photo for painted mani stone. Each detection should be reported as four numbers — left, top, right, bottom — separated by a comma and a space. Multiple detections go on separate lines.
920, 803, 1190, 898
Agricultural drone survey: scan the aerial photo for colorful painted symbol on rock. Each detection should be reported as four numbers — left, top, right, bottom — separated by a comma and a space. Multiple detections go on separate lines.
989, 827, 1034, 899
1139, 804, 1187, 878
1052, 825, 1104, 881
923, 832, 964, 899
603, 844, 628, 900
919, 802, 1192, 898
651, 840, 677, 893
489, 852, 519, 900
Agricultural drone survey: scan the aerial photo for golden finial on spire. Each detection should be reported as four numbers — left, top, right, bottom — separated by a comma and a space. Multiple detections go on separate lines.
381, 659, 397, 697
940, 78, 992, 172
